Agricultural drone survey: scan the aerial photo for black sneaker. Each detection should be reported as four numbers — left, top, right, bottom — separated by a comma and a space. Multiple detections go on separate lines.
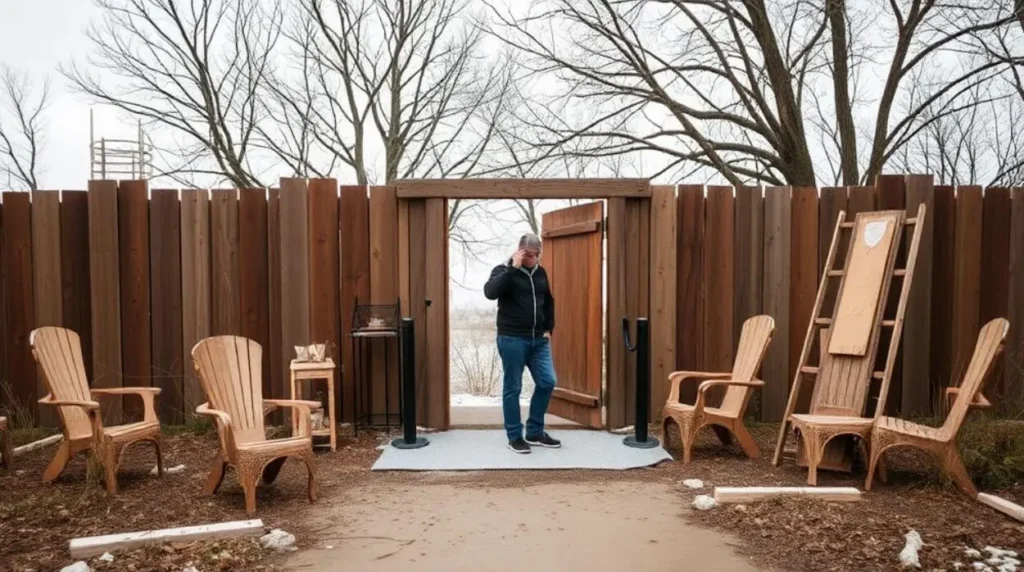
526, 432, 561, 448
508, 438, 531, 454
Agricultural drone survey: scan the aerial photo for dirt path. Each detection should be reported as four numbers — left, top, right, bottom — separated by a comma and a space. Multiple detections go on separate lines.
283, 480, 765, 571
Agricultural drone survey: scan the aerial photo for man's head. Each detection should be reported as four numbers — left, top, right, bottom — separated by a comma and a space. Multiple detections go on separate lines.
518, 233, 542, 267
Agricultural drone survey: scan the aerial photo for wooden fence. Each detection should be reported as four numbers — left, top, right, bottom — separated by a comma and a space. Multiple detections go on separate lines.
0, 176, 1021, 428
669, 176, 1024, 421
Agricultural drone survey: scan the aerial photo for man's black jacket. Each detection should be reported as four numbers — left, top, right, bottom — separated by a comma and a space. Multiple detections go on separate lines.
483, 259, 554, 338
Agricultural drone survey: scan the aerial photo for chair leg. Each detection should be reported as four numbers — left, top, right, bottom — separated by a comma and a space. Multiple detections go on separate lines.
680, 422, 697, 465
42, 441, 71, 483
101, 445, 120, 495
204, 452, 228, 495
865, 441, 883, 491
301, 450, 317, 504
804, 430, 821, 486
238, 462, 260, 515
152, 437, 164, 478
732, 423, 761, 459
262, 457, 287, 485
0, 429, 12, 469
941, 447, 978, 498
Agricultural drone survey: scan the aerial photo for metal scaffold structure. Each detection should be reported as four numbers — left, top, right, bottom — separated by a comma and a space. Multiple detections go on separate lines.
89, 108, 153, 180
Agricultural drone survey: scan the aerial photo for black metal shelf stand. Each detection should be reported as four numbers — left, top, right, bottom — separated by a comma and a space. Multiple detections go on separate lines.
350, 298, 403, 433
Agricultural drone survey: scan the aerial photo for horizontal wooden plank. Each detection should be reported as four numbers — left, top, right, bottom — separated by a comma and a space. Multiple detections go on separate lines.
69, 519, 265, 559
540, 219, 601, 238
395, 178, 651, 199
551, 386, 600, 407
713, 486, 861, 503
976, 493, 1024, 523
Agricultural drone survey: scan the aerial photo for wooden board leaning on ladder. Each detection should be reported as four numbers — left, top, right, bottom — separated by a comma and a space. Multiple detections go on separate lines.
772, 204, 927, 483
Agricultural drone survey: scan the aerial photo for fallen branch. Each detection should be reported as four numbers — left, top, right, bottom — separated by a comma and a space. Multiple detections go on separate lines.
713, 486, 861, 503
13, 434, 62, 456
69, 519, 265, 559
976, 493, 1024, 523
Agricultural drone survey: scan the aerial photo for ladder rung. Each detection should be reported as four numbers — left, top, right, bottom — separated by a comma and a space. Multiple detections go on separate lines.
840, 221, 855, 228
882, 320, 895, 327
814, 318, 832, 326
800, 366, 819, 375
894, 269, 906, 276
873, 371, 884, 380
841, 217, 916, 229
827, 270, 843, 277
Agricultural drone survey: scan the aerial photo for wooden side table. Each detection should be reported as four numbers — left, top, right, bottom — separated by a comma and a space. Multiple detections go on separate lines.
289, 358, 337, 451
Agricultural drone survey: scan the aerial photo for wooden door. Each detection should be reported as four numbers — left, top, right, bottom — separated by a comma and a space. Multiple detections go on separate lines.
541, 202, 604, 428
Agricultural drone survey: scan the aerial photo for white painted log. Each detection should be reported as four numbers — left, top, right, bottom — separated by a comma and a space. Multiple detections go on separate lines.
13, 434, 62, 456
977, 493, 1024, 523
69, 519, 265, 559
713, 486, 861, 503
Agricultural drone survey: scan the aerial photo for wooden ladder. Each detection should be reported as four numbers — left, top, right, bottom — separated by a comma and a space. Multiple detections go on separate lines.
772, 203, 927, 466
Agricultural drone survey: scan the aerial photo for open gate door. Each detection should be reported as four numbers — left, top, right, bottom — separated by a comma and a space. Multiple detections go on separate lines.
541, 202, 604, 428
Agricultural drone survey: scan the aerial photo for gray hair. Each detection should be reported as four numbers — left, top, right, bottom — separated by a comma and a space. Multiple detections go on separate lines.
518, 233, 542, 250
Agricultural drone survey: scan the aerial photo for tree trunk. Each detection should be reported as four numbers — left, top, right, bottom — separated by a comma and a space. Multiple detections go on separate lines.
828, 0, 859, 185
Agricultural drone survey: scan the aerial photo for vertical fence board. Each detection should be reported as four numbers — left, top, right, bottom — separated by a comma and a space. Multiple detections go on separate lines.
150, 189, 183, 423
180, 189, 210, 418
210, 189, 240, 336
952, 186, 983, 386
606, 198, 628, 428
239, 188, 270, 406
847, 186, 876, 216
703, 187, 734, 373
398, 199, 410, 320
1006, 188, 1024, 410
60, 191, 92, 383
307, 179, 340, 417
650, 186, 677, 417
339, 186, 370, 424
267, 188, 283, 415
280, 179, 310, 406
790, 186, 818, 410
0, 200, 5, 395
902, 174, 934, 416
369, 186, 399, 422
87, 181, 122, 422
31, 190, 62, 427
876, 175, 906, 414
118, 180, 152, 421
675, 185, 704, 404
931, 186, 956, 404
734, 185, 763, 418
423, 198, 448, 429
3, 192, 36, 422
761, 186, 791, 421
406, 200, 429, 425
980, 187, 1011, 406
627, 197, 650, 418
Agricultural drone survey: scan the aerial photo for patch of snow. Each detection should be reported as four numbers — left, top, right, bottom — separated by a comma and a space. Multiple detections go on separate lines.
98, 552, 114, 562
961, 546, 1020, 572
150, 464, 186, 475
182, 567, 199, 572
325, 545, 334, 550
967, 549, 984, 559
60, 563, 91, 572
691, 495, 717, 511
450, 394, 504, 406
681, 479, 704, 489
972, 563, 994, 572
376, 444, 387, 450
899, 530, 923, 568
610, 425, 633, 435
734, 504, 748, 513
260, 529, 297, 552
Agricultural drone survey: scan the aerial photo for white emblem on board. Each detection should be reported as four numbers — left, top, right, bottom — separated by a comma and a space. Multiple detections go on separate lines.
863, 220, 887, 248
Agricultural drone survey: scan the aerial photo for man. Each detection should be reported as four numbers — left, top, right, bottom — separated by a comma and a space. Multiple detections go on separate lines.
483, 233, 561, 453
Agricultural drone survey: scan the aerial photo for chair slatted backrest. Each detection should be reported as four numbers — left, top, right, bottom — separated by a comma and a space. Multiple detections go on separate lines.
941, 318, 1009, 440
30, 327, 93, 440
811, 210, 905, 417
192, 336, 265, 445
721, 315, 775, 413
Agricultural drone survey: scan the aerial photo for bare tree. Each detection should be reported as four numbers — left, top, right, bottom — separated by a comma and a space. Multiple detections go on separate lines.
0, 66, 49, 190
487, 0, 1023, 187
61, 0, 282, 187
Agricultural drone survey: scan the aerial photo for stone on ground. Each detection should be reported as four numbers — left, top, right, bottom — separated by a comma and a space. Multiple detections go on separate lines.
260, 529, 297, 552
899, 530, 923, 568
692, 495, 717, 511
681, 479, 704, 489
60, 562, 90, 572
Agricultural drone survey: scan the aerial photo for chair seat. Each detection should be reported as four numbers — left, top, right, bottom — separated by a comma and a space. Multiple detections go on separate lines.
237, 436, 312, 455
664, 402, 733, 419
790, 414, 874, 428
875, 416, 943, 439
104, 421, 160, 441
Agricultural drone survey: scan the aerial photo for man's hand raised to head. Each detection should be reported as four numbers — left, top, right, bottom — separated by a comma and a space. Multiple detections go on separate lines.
511, 249, 524, 268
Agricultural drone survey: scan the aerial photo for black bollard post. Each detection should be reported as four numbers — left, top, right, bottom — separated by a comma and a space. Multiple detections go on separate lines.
391, 317, 428, 449
624, 317, 660, 449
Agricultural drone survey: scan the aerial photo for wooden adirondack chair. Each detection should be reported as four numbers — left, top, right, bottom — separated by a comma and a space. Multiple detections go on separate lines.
661, 315, 775, 464
865, 318, 1009, 497
0, 417, 12, 469
191, 335, 320, 515
30, 326, 164, 493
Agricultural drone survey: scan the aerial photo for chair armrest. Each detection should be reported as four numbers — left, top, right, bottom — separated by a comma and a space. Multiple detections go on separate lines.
666, 371, 732, 404
694, 379, 764, 415
196, 403, 235, 453
264, 399, 321, 438
92, 387, 162, 423
944, 387, 990, 414
38, 395, 101, 410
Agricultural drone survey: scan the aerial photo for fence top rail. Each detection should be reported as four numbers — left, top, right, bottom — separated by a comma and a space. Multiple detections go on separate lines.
393, 178, 652, 199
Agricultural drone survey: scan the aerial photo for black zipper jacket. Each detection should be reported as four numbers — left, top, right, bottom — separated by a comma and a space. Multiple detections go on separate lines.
483, 259, 554, 338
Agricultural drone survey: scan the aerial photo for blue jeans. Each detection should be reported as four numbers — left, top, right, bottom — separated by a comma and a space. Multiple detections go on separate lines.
496, 334, 557, 441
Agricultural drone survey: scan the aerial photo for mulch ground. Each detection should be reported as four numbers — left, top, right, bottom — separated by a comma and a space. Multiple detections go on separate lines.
1, 423, 1021, 571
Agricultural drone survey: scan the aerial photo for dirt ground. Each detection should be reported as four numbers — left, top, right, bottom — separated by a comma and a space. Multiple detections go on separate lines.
285, 480, 761, 572
0, 423, 1021, 571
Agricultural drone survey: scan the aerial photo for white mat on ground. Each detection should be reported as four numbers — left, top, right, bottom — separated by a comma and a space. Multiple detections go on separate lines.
371, 429, 672, 471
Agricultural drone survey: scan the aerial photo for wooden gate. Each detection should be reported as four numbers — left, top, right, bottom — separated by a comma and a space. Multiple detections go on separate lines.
541, 202, 605, 428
